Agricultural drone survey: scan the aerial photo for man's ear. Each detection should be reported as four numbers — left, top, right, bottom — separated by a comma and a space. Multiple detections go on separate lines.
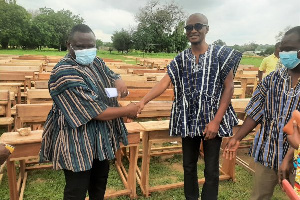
66, 41, 70, 51
206, 26, 209, 34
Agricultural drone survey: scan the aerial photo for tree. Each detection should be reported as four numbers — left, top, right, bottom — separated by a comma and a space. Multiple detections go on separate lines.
133, 0, 187, 52
111, 29, 132, 53
168, 21, 188, 52
96, 39, 103, 49
213, 39, 226, 46
23, 8, 84, 50
275, 26, 292, 42
0, 0, 31, 48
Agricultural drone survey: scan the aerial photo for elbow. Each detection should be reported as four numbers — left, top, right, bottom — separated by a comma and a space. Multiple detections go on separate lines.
227, 83, 234, 97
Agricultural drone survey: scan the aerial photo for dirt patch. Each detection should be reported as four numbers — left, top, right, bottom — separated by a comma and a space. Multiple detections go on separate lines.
169, 162, 183, 172
34, 178, 46, 183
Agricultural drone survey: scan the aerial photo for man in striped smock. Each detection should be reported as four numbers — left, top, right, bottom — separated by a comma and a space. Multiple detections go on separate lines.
40, 24, 138, 200
224, 26, 300, 199
137, 13, 242, 200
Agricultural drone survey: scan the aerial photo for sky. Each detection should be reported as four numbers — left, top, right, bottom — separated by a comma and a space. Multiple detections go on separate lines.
17, 0, 300, 46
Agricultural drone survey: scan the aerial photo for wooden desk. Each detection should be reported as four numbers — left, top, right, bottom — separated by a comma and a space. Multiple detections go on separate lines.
104, 122, 144, 199
1, 123, 143, 200
0, 83, 22, 104
119, 101, 172, 118
137, 120, 236, 197
0, 130, 43, 200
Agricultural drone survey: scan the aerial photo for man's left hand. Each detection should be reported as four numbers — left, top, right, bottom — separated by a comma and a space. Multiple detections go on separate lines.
204, 120, 220, 140
115, 79, 128, 98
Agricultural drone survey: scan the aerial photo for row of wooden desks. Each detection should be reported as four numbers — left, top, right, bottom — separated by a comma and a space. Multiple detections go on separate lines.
1, 120, 237, 199
0, 122, 143, 200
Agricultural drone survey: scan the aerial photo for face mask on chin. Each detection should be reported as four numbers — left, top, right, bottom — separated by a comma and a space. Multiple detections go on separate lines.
71, 45, 97, 65
279, 51, 300, 69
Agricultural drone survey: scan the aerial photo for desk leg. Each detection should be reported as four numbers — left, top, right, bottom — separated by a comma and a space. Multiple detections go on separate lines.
20, 160, 26, 180
7, 160, 18, 200
141, 131, 150, 197
128, 146, 138, 199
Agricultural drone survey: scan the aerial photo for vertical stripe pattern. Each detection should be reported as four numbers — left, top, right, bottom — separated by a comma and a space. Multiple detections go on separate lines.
167, 45, 242, 138
246, 67, 300, 170
40, 55, 128, 172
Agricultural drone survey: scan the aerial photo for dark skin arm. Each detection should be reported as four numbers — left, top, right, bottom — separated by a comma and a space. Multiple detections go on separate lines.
223, 116, 258, 160
204, 69, 234, 140
258, 70, 264, 82
94, 103, 138, 121
0, 143, 11, 165
278, 148, 294, 186
137, 74, 171, 113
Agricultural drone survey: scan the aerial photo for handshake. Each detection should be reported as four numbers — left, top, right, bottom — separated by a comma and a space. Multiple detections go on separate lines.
124, 101, 145, 119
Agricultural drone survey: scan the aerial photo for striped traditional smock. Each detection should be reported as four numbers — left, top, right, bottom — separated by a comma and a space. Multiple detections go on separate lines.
40, 55, 128, 172
247, 67, 300, 170
167, 45, 242, 138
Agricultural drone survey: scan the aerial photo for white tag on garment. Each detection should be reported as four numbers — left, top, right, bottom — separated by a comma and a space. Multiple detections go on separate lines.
105, 88, 118, 98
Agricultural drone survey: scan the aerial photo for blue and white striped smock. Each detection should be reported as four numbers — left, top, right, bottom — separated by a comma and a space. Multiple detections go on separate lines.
40, 55, 128, 172
247, 67, 300, 170
167, 45, 242, 138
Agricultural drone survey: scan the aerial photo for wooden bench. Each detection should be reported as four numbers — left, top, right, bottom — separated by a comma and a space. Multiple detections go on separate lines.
0, 73, 31, 92
119, 101, 172, 118
37, 72, 51, 80
0, 65, 42, 72
0, 90, 14, 131
34, 81, 48, 89
0, 83, 22, 104
104, 122, 144, 199
26, 89, 51, 104
137, 120, 236, 197
1, 122, 143, 200
14, 103, 52, 129
120, 89, 174, 101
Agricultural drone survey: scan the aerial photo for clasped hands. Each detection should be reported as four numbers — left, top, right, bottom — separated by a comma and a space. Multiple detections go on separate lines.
124, 101, 145, 119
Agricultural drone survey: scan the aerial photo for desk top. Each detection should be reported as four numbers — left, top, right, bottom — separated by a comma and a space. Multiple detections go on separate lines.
0, 83, 22, 86
139, 120, 170, 131
125, 122, 144, 133
0, 130, 43, 145
0, 123, 144, 145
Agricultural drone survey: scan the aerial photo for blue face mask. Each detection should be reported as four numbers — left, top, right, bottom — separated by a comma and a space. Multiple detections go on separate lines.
279, 51, 300, 69
72, 46, 97, 65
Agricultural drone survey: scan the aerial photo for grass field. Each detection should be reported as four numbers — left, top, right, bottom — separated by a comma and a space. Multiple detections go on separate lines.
0, 50, 281, 199
0, 49, 262, 67
0, 155, 288, 200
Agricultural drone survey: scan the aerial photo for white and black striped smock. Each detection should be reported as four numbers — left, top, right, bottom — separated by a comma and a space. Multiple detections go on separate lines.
167, 45, 242, 138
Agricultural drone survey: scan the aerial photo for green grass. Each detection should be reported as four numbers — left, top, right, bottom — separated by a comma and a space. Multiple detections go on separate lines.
0, 49, 264, 67
240, 56, 263, 67
0, 155, 288, 200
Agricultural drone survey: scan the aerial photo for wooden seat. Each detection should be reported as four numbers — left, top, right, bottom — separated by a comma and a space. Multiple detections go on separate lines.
26, 89, 52, 104
137, 120, 237, 197
120, 89, 174, 101
0, 90, 14, 131
14, 103, 52, 129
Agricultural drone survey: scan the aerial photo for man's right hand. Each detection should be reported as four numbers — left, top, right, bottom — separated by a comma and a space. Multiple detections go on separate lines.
222, 137, 240, 160
0, 143, 11, 165
136, 101, 145, 115
126, 103, 139, 119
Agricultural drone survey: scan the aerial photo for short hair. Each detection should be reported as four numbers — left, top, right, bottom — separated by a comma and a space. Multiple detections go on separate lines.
186, 13, 208, 25
68, 24, 95, 42
275, 42, 281, 48
284, 26, 300, 42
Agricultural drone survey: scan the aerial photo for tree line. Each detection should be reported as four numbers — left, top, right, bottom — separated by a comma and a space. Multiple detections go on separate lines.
0, 0, 85, 50
0, 0, 286, 54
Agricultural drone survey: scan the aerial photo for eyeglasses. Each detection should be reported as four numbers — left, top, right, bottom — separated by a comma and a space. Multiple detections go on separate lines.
184, 23, 208, 32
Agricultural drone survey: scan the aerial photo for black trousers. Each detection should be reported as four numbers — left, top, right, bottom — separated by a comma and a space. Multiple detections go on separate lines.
63, 159, 109, 200
182, 136, 222, 200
